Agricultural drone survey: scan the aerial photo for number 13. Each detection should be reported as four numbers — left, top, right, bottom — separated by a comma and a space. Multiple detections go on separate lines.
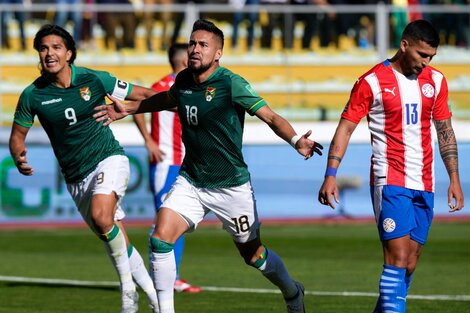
405, 103, 418, 125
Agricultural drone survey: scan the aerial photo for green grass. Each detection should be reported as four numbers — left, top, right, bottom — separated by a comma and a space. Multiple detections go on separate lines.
0, 221, 469, 312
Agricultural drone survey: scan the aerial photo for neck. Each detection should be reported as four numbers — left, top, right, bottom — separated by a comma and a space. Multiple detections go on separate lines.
192, 64, 219, 84
47, 64, 72, 88
388, 52, 403, 75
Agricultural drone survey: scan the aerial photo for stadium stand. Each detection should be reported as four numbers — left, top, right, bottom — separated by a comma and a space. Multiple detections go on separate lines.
1, 3, 470, 126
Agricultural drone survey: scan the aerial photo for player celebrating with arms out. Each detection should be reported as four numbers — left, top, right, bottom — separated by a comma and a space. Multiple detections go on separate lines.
318, 19, 464, 313
96, 19, 323, 313
9, 24, 160, 313
133, 42, 201, 293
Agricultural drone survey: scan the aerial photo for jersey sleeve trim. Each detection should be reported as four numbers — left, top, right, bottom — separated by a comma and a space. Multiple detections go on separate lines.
13, 118, 33, 128
247, 99, 266, 115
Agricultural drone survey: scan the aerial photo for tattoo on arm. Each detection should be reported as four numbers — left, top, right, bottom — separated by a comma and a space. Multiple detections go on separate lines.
327, 140, 343, 164
328, 156, 342, 162
435, 119, 459, 174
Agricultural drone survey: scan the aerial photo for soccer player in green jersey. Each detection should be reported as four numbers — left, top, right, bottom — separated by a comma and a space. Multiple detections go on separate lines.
8, 24, 160, 313
95, 19, 324, 313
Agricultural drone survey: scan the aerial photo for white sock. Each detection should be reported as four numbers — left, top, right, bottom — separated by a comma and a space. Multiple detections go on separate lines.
259, 248, 297, 299
150, 251, 176, 313
128, 245, 158, 307
102, 225, 135, 292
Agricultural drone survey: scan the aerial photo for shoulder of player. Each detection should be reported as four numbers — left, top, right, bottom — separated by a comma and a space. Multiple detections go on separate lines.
23, 75, 51, 97
212, 67, 247, 87
422, 65, 444, 78
73, 65, 114, 81
152, 74, 175, 90
353, 61, 393, 88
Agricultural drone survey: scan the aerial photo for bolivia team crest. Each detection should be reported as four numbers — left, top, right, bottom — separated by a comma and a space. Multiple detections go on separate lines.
80, 87, 91, 101
205, 87, 216, 102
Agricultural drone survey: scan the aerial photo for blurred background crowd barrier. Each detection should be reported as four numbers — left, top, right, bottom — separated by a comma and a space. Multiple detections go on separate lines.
1, 122, 469, 224
1, 3, 470, 126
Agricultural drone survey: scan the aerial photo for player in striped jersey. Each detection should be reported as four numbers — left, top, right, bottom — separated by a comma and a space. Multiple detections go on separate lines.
9, 24, 159, 313
95, 19, 323, 313
318, 20, 464, 313
133, 43, 201, 293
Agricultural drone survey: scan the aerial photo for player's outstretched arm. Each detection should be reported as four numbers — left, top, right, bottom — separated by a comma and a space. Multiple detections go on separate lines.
94, 92, 176, 126
294, 129, 324, 159
9, 123, 34, 176
94, 94, 132, 125
254, 105, 323, 159
434, 118, 465, 212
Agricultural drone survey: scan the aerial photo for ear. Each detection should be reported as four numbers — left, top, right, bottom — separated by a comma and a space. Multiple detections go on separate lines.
400, 39, 409, 53
66, 50, 73, 63
215, 48, 223, 62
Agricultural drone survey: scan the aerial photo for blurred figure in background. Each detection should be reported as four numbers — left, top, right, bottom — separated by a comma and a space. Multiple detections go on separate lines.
143, 0, 173, 51
170, 0, 204, 46
97, 0, 136, 50
231, 0, 260, 52
133, 42, 201, 293
54, 0, 83, 44
291, 0, 316, 51
80, 0, 96, 49
260, 0, 293, 50
0, 0, 27, 50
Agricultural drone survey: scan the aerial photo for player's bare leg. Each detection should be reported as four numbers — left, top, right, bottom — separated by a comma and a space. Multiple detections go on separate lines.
92, 193, 138, 313
235, 232, 305, 313
149, 207, 189, 313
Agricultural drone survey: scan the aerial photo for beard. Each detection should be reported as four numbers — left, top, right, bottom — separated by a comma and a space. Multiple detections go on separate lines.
189, 61, 212, 74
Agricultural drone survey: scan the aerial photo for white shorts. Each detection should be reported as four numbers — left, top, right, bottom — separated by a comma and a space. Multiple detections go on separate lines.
162, 175, 260, 243
67, 155, 130, 227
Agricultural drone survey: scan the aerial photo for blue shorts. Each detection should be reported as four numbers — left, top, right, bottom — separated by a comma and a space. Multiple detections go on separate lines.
370, 185, 434, 244
149, 163, 181, 210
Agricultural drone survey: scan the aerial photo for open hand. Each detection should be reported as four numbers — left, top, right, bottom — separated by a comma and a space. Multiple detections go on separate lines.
93, 94, 129, 126
296, 130, 324, 160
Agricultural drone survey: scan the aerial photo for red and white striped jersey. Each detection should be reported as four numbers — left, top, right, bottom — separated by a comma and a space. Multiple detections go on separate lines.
150, 73, 184, 165
342, 60, 452, 192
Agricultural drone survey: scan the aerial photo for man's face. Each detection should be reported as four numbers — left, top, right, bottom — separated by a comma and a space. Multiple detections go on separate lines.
401, 39, 437, 76
38, 34, 72, 75
188, 30, 222, 74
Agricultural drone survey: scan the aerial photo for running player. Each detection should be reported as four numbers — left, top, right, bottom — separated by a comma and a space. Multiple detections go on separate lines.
318, 19, 464, 313
9, 24, 159, 313
133, 42, 201, 293
95, 19, 323, 313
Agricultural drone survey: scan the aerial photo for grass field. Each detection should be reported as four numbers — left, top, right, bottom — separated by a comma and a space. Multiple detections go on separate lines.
0, 221, 469, 313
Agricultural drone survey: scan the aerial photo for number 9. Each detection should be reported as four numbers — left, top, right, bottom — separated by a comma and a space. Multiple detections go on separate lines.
65, 108, 77, 125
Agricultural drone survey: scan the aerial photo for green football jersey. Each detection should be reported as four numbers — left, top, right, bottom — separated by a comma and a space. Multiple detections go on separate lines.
169, 66, 266, 188
14, 65, 133, 183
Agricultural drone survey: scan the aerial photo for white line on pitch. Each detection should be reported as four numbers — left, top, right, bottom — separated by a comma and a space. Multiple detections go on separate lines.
1, 275, 469, 302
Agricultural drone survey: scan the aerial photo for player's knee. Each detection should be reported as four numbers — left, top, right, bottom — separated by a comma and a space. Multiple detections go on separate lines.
150, 237, 174, 253
238, 248, 257, 265
90, 212, 114, 234
406, 259, 418, 274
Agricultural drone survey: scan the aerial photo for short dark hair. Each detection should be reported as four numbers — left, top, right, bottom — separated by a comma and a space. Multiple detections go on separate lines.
168, 42, 189, 70
402, 19, 440, 48
33, 24, 77, 64
191, 19, 224, 48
